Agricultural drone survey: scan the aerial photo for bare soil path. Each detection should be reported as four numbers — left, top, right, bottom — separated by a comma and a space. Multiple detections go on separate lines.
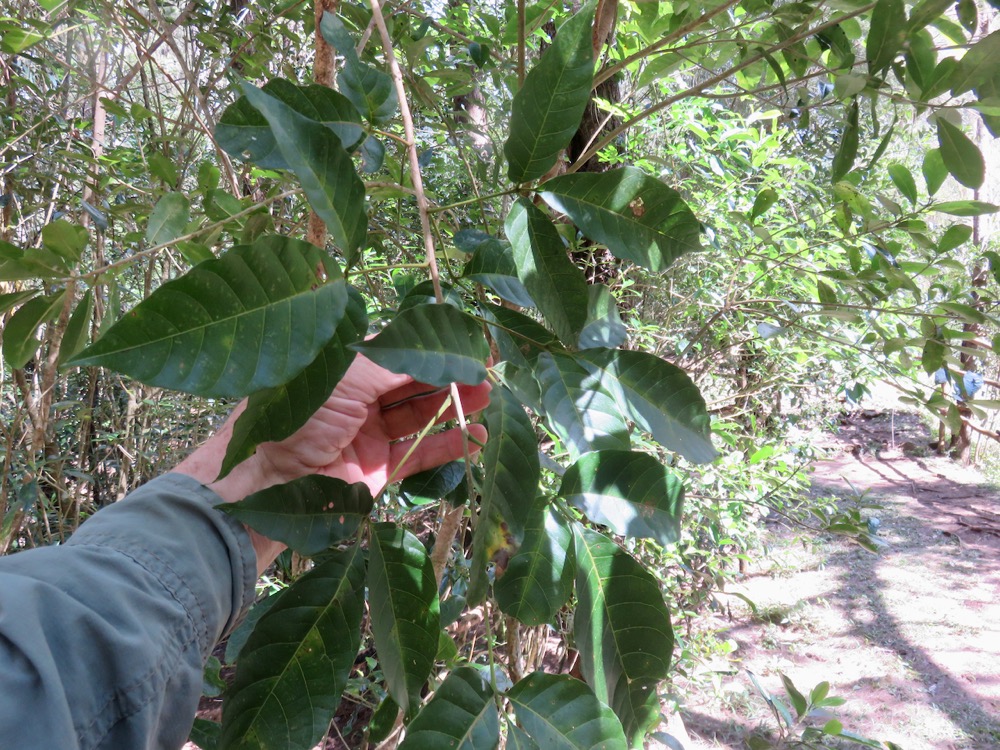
682, 410, 1000, 749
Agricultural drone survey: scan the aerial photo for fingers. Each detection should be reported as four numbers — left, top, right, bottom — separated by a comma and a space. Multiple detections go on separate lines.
388, 423, 488, 480
382, 381, 492, 440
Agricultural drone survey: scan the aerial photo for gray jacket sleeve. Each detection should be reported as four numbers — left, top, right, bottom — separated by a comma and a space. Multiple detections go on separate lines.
0, 473, 257, 750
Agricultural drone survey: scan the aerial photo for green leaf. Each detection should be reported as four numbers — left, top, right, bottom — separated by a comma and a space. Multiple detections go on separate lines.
239, 81, 367, 256
939, 224, 972, 252
539, 167, 701, 273
922, 148, 947, 196
936, 118, 984, 189
817, 280, 838, 306
505, 198, 589, 347
750, 188, 778, 220
480, 302, 562, 367
146, 193, 190, 247
534, 351, 631, 459
503, 4, 596, 183
219, 286, 366, 477
219, 546, 365, 750
922, 337, 945, 374
831, 99, 859, 182
951, 29, 1000, 95
560, 450, 684, 546
0, 289, 38, 316
57, 290, 93, 368
400, 460, 466, 506
494, 498, 576, 626
573, 525, 674, 745
866, 0, 906, 76
319, 13, 399, 125
908, 0, 952, 33
887, 164, 917, 204
779, 674, 808, 717
507, 672, 628, 750
463, 239, 536, 308
351, 303, 489, 387
576, 348, 717, 464
507, 724, 540, 750
368, 523, 440, 716
1, 27, 46, 54
42, 219, 87, 264
219, 476, 373, 555
579, 285, 626, 350
217, 78, 365, 168
69, 236, 347, 398
3, 291, 66, 369
189, 718, 220, 750
398, 667, 499, 750
932, 200, 998, 216
469, 387, 541, 603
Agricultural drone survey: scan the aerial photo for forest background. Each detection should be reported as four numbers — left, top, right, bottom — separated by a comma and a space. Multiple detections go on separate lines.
2, 0, 1000, 747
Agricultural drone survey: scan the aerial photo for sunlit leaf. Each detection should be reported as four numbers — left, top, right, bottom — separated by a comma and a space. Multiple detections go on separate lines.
219, 545, 365, 750
398, 667, 499, 750
69, 236, 347, 398
579, 284, 626, 350
932, 200, 998, 216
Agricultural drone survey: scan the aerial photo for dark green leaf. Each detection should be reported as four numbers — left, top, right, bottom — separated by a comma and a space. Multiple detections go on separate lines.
220, 287, 366, 477
494, 498, 576, 626
951, 29, 1000, 95
922, 148, 947, 196
817, 280, 838, 306
400, 460, 466, 506
454, 229, 494, 253
0, 289, 38, 316
576, 348, 717, 464
779, 674, 808, 718
240, 81, 368, 255
463, 239, 536, 308
504, 5, 596, 183
189, 719, 220, 750
217, 78, 365, 168
69, 236, 347, 398
146, 193, 190, 247
534, 351, 631, 459
957, 0, 977, 32
320, 13, 399, 124
368, 695, 400, 744
573, 525, 674, 745
57, 290, 93, 368
908, 0, 952, 33
398, 667, 499, 750
507, 672, 627, 750
560, 450, 684, 546
351, 303, 489, 387
469, 387, 541, 603
219, 546, 365, 750
368, 523, 440, 716
539, 167, 701, 272
750, 188, 778, 220
506, 724, 540, 750
219, 476, 373, 555
932, 200, 998, 216
866, 0, 906, 76
579, 284, 626, 350
225, 590, 283, 664
479, 302, 562, 368
887, 164, 917, 204
505, 198, 589, 347
3, 291, 66, 369
360, 135, 386, 173
922, 337, 945, 374
936, 118, 984, 189
831, 99, 859, 182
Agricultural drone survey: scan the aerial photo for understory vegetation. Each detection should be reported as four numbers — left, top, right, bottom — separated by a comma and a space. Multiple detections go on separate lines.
2, 0, 999, 747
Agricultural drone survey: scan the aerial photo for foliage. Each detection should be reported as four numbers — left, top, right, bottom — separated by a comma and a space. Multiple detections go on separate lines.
2, 0, 999, 747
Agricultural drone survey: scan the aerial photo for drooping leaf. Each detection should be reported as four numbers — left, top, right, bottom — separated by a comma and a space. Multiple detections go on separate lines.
505, 198, 589, 347
866, 0, 906, 76
579, 284, 626, 350
368, 523, 440, 717
351, 303, 489, 387
576, 348, 717, 464
3, 291, 66, 369
319, 13, 399, 125
56, 290, 93, 368
218, 476, 373, 555
219, 546, 365, 750
494, 498, 575, 626
463, 239, 536, 308
146, 193, 190, 248
539, 167, 701, 272
69, 236, 347, 398
239, 81, 367, 256
398, 667, 499, 750
951, 29, 1000, 95
887, 164, 917, 204
503, 4, 596, 183
936, 118, 984, 189
216, 78, 365, 169
573, 525, 674, 745
831, 99, 859, 182
534, 351, 630, 459
507, 672, 627, 750
560, 450, 684, 546
220, 287, 367, 477
468, 387, 540, 603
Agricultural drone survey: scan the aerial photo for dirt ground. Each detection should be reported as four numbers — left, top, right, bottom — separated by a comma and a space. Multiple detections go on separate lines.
681, 408, 1000, 749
